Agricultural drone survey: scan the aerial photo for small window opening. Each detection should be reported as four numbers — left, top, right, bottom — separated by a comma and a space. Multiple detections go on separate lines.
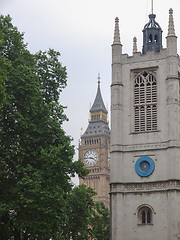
142, 211, 146, 224
147, 211, 151, 223
154, 34, 158, 43
138, 206, 153, 225
149, 34, 153, 42
143, 71, 148, 77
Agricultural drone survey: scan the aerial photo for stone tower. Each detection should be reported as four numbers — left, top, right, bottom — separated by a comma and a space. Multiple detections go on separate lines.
110, 8, 180, 240
79, 75, 110, 208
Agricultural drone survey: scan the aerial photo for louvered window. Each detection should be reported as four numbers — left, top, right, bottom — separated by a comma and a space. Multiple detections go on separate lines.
134, 71, 157, 132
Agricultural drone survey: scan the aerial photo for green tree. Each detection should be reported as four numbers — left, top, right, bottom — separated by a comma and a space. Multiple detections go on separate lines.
0, 15, 88, 240
35, 49, 67, 104
63, 185, 110, 240
89, 202, 110, 240
64, 184, 96, 240
0, 56, 10, 106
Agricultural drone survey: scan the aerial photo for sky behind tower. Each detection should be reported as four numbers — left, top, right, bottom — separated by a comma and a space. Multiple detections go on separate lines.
1, 0, 180, 184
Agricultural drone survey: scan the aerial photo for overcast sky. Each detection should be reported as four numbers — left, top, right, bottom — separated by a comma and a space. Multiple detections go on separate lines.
1, 0, 180, 184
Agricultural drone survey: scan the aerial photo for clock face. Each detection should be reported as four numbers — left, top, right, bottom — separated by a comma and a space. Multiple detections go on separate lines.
135, 156, 155, 177
139, 161, 150, 172
84, 150, 98, 166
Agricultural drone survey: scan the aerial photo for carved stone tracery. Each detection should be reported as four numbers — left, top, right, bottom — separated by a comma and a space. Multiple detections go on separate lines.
110, 180, 180, 193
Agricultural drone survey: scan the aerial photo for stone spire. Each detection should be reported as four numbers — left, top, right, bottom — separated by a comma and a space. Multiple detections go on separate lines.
168, 8, 176, 36
90, 74, 107, 114
113, 17, 121, 44
133, 36, 137, 54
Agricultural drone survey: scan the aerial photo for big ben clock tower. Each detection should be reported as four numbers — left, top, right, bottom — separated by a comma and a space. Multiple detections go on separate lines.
79, 74, 110, 208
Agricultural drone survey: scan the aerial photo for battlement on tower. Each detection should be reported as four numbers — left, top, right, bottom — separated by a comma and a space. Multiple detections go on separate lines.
121, 48, 168, 63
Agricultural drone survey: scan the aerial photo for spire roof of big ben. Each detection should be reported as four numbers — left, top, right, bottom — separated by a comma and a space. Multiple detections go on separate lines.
81, 74, 110, 139
90, 74, 108, 114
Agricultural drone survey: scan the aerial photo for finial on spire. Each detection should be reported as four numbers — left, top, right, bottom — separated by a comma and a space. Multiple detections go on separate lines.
97, 73, 101, 85
133, 36, 137, 54
113, 17, 121, 44
151, 0, 153, 14
80, 127, 83, 137
168, 8, 176, 36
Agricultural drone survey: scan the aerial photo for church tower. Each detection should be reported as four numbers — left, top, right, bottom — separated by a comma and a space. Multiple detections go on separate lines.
111, 8, 180, 240
79, 75, 110, 208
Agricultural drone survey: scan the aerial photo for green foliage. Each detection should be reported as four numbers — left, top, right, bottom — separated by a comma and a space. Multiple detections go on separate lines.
62, 185, 110, 240
89, 202, 110, 240
0, 14, 109, 240
0, 14, 89, 240
0, 57, 10, 106
35, 49, 67, 104
65, 185, 96, 240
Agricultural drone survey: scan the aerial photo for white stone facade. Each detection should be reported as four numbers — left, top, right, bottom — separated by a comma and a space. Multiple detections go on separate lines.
110, 10, 180, 240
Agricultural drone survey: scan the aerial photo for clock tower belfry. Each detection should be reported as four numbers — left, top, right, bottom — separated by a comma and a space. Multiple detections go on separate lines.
79, 74, 110, 208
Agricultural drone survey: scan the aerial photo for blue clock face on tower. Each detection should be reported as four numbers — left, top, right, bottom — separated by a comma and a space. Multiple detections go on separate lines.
135, 156, 155, 177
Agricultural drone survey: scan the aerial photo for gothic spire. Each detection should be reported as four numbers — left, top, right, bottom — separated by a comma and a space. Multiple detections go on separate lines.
81, 75, 110, 139
113, 17, 121, 44
168, 8, 176, 36
90, 74, 107, 114
133, 36, 137, 54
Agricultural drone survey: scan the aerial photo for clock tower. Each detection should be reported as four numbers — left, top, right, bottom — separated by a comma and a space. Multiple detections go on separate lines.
79, 75, 110, 208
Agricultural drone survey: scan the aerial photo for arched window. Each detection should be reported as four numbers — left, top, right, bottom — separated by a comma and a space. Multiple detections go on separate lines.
142, 210, 146, 224
154, 34, 158, 43
149, 34, 153, 42
138, 206, 153, 225
134, 71, 157, 132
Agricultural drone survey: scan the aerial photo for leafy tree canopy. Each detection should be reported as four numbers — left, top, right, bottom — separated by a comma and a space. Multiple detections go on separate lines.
89, 202, 110, 240
0, 14, 89, 240
62, 185, 110, 240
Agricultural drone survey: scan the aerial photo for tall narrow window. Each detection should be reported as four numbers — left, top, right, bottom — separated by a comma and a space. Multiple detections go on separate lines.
134, 71, 157, 132
142, 211, 146, 224
147, 210, 151, 223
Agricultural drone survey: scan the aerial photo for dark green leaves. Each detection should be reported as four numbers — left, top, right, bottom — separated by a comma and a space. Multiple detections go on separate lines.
89, 202, 110, 240
35, 49, 67, 104
0, 14, 88, 239
0, 14, 109, 240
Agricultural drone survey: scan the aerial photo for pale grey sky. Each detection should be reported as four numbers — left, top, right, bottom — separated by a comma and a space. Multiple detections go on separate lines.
1, 0, 180, 184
